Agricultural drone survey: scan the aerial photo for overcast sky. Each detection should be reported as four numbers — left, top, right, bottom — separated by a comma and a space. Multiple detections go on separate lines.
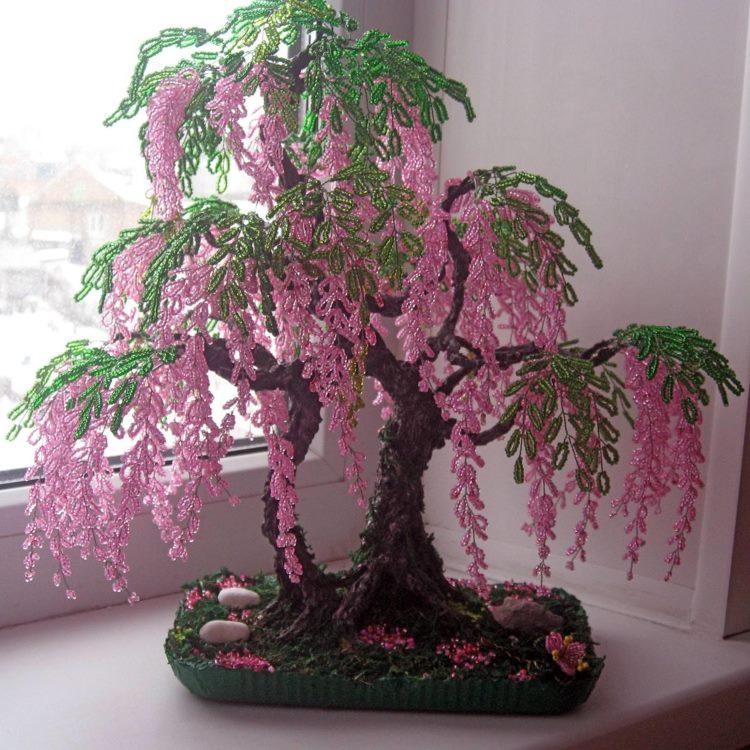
2, 2, 240, 159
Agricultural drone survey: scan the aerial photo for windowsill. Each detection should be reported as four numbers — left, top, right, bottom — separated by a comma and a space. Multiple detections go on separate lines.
2, 574, 749, 750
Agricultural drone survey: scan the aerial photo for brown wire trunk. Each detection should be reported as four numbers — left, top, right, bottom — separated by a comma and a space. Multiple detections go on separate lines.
333, 393, 461, 631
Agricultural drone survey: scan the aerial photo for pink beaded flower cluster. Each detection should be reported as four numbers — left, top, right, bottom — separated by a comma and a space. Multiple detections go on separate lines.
217, 574, 252, 589
508, 668, 535, 682
184, 587, 215, 611
435, 638, 496, 678
502, 580, 552, 598
226, 610, 255, 622
214, 649, 275, 672
545, 632, 589, 676
358, 624, 416, 652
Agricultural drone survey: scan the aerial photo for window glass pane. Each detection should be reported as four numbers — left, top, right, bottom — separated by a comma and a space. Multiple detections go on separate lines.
0, 2, 266, 479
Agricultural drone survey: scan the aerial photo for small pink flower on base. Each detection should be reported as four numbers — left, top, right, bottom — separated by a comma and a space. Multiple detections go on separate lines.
358, 624, 416, 652
214, 649, 274, 672
218, 574, 252, 589
545, 632, 589, 676
436, 638, 496, 678
508, 668, 534, 682
184, 587, 214, 610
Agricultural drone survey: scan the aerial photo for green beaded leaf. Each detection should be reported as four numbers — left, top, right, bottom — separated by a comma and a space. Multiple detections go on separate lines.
553, 441, 570, 470
682, 397, 699, 424
8, 343, 181, 440
505, 429, 522, 457
76, 220, 168, 313
615, 324, 744, 408
474, 167, 602, 305
501, 351, 628, 494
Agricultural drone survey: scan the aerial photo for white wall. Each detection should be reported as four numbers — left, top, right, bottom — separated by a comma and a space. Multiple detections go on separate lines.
338, 0, 414, 39
414, 0, 750, 631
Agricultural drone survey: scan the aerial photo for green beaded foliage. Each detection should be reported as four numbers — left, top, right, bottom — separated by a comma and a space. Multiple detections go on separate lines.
174, 79, 229, 198
299, 29, 474, 169
473, 167, 601, 305
139, 199, 268, 332
87, 0, 474, 333
76, 221, 169, 313
106, 0, 473, 188
76, 199, 272, 334
7, 341, 179, 441
76, 164, 426, 341
9, 0, 743, 465
502, 350, 629, 494
106, 0, 353, 126
269, 161, 427, 295
615, 324, 744, 422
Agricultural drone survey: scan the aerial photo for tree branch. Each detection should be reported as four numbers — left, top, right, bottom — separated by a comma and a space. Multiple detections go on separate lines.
278, 46, 312, 192
470, 419, 513, 446
445, 340, 626, 445
420, 176, 478, 359
362, 332, 420, 403
438, 342, 541, 395
203, 339, 289, 390
581, 337, 625, 366
290, 47, 312, 95
441, 176, 476, 213
425, 227, 471, 358
365, 292, 407, 317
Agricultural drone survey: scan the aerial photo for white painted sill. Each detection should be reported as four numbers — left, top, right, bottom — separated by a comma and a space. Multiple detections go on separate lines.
1, 571, 749, 750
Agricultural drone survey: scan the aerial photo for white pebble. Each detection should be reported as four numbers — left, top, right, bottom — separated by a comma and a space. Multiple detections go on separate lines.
218, 587, 262, 609
199, 619, 251, 644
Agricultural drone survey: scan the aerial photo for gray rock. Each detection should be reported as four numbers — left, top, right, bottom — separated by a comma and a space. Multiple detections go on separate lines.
490, 597, 564, 635
217, 587, 261, 609
199, 619, 251, 644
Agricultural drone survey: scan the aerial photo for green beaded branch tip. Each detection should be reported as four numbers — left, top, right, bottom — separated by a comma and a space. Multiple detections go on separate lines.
502, 351, 628, 495
107, 0, 473, 185
615, 324, 744, 420
7, 342, 179, 441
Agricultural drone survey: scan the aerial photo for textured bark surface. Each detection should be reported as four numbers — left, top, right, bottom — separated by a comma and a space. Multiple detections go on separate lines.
334, 404, 459, 631
205, 341, 341, 634
259, 359, 338, 634
330, 337, 462, 631
204, 329, 624, 636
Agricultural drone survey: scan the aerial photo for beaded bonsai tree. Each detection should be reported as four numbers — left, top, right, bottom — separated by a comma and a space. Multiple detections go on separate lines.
10, 0, 743, 712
